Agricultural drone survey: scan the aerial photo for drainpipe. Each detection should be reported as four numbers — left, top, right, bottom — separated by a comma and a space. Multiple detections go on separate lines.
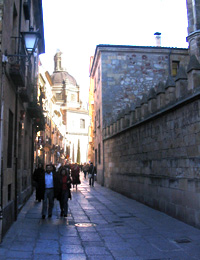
0, 62, 5, 242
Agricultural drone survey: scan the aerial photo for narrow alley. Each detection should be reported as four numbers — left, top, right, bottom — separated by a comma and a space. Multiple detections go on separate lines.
0, 173, 200, 260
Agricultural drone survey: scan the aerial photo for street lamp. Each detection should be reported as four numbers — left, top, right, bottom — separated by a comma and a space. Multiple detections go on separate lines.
2, 28, 40, 63
21, 30, 40, 55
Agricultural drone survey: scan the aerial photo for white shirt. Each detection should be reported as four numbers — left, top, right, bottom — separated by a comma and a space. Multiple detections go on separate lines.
45, 172, 54, 188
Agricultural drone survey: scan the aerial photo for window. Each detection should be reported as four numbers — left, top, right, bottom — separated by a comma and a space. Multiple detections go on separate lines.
97, 109, 100, 128
8, 184, 11, 201
71, 94, 76, 102
56, 93, 62, 100
7, 110, 13, 168
172, 61, 180, 77
24, 131, 28, 170
18, 123, 22, 169
12, 3, 18, 37
98, 143, 101, 164
80, 119, 85, 129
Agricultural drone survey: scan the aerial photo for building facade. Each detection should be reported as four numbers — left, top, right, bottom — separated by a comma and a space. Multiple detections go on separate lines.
90, 45, 189, 185
51, 51, 90, 164
0, 0, 45, 239
87, 56, 95, 163
35, 64, 67, 168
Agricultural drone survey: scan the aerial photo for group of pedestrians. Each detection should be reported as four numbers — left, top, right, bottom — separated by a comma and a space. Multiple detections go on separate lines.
33, 162, 81, 219
82, 162, 97, 186
33, 161, 96, 219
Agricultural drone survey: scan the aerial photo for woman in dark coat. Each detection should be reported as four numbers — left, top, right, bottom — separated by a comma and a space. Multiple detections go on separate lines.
58, 167, 72, 217
71, 163, 81, 190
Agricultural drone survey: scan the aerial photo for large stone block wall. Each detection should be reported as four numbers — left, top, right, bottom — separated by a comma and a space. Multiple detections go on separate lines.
103, 58, 200, 227
104, 96, 200, 227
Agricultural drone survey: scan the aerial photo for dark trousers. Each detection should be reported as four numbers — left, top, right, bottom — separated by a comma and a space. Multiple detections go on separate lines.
60, 190, 69, 215
42, 188, 54, 216
89, 176, 94, 186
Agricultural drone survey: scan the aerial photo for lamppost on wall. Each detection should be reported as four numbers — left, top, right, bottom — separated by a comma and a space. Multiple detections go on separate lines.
2, 28, 40, 63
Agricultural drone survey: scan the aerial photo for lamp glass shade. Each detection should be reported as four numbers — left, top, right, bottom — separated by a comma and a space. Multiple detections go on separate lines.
21, 31, 40, 54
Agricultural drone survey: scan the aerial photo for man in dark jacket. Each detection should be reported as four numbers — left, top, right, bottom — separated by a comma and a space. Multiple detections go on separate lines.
33, 163, 45, 202
38, 164, 59, 219
88, 162, 97, 187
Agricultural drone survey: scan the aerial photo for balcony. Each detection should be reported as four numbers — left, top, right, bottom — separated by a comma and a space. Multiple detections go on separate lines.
34, 115, 45, 132
27, 102, 45, 131
27, 102, 41, 118
9, 62, 25, 87
19, 85, 31, 102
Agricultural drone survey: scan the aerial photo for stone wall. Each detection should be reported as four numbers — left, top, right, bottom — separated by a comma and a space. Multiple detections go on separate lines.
103, 56, 200, 228
100, 45, 189, 123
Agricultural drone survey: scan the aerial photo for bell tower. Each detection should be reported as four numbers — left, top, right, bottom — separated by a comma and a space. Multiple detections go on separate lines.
54, 49, 63, 72
186, 0, 200, 57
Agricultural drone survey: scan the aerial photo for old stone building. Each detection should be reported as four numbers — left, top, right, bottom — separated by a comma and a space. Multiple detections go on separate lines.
51, 51, 89, 164
0, 0, 45, 238
89, 0, 200, 228
90, 45, 189, 185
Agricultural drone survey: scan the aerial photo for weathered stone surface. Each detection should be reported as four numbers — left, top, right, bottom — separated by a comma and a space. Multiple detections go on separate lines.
103, 96, 200, 227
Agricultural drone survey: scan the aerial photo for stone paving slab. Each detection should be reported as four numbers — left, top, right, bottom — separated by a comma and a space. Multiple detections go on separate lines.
0, 172, 200, 259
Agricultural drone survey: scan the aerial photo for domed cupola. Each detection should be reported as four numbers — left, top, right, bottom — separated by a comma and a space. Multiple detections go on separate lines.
51, 50, 78, 87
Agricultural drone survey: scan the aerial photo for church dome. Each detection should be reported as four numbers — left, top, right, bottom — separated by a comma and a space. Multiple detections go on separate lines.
51, 71, 77, 86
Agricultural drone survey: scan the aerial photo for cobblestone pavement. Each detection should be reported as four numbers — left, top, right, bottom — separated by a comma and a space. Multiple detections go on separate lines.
0, 172, 200, 260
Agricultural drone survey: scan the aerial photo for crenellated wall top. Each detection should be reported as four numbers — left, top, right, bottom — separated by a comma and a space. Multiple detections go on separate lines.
104, 57, 200, 138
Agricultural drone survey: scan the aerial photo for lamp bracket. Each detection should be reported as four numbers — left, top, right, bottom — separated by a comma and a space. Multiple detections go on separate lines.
2, 53, 31, 64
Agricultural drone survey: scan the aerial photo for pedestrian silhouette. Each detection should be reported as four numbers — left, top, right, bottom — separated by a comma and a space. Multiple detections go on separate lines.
33, 163, 45, 202
71, 163, 81, 190
82, 162, 88, 179
38, 164, 59, 219
88, 162, 97, 187
57, 167, 72, 217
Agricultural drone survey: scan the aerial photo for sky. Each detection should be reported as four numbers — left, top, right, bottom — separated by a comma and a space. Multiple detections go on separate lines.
40, 0, 188, 102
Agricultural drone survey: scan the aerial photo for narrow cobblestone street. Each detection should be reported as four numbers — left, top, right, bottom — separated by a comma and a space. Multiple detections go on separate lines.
0, 172, 200, 260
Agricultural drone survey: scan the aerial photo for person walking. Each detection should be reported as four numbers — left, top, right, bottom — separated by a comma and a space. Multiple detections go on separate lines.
33, 163, 45, 202
88, 162, 97, 187
58, 167, 72, 217
64, 161, 71, 172
71, 163, 81, 190
82, 162, 87, 179
38, 164, 59, 219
